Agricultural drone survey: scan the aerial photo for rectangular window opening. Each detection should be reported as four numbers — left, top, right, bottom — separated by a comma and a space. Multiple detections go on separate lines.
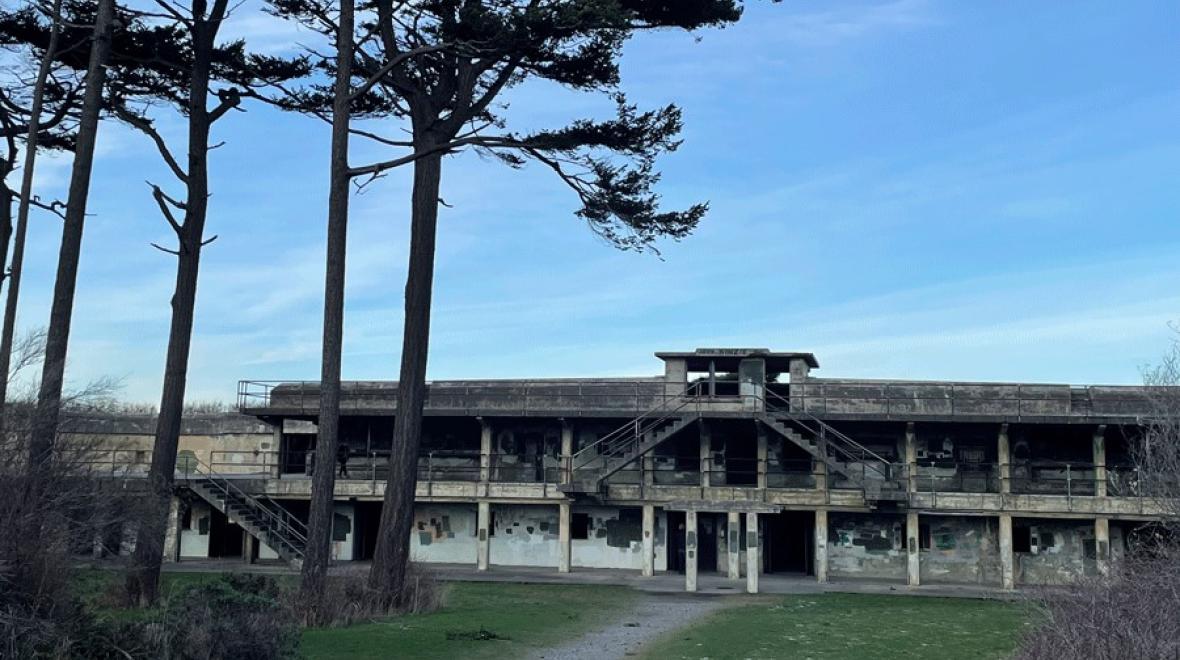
1013, 525, 1032, 553
571, 512, 590, 540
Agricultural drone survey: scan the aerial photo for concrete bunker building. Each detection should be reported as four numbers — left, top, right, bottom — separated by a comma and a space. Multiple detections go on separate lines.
98, 347, 1167, 592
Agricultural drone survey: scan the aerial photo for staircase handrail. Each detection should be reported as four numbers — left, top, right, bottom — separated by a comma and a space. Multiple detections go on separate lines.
762, 389, 895, 482
571, 381, 703, 470
181, 456, 308, 551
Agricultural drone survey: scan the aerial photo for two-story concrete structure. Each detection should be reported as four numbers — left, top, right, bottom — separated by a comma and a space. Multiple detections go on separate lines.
94, 347, 1165, 593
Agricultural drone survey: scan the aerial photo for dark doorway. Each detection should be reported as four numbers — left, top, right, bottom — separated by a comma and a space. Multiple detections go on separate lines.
698, 514, 718, 572
667, 510, 686, 573
208, 511, 243, 558
353, 501, 384, 561
763, 510, 813, 574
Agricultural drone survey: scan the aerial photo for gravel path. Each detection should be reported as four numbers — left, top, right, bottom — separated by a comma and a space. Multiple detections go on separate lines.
526, 592, 734, 660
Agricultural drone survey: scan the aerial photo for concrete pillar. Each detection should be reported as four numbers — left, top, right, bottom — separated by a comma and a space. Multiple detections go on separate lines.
789, 358, 810, 410
814, 455, 828, 494
715, 518, 727, 574
476, 501, 490, 571
756, 425, 768, 489
162, 497, 182, 563
664, 358, 688, 396
643, 455, 655, 488
999, 514, 1015, 590
998, 423, 1011, 495
1095, 517, 1110, 576
906, 512, 920, 586
727, 511, 741, 579
814, 509, 828, 583
270, 425, 283, 478
558, 502, 571, 573
746, 512, 760, 594
699, 422, 711, 488
242, 533, 257, 564
1093, 425, 1107, 498
479, 418, 492, 483
641, 504, 655, 577
560, 420, 574, 485
905, 422, 917, 494
685, 511, 698, 592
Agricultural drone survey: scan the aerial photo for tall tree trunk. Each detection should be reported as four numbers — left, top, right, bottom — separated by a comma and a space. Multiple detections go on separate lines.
299, 0, 353, 609
28, 0, 113, 466
0, 0, 64, 434
0, 185, 12, 295
125, 0, 224, 606
368, 147, 442, 606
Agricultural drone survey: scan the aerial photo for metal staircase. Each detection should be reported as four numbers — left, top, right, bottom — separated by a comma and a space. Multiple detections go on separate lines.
560, 383, 704, 494
759, 389, 906, 501
560, 382, 906, 503
181, 460, 308, 567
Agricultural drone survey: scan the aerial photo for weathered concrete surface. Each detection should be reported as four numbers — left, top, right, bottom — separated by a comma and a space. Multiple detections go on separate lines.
524, 593, 733, 660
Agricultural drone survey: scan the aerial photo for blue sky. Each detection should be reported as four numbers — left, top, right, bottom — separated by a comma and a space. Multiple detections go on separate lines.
10, 0, 1180, 403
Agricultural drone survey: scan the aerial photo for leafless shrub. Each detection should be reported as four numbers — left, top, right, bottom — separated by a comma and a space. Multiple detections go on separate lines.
0, 328, 145, 656
1018, 331, 1180, 659
1135, 331, 1180, 529
1016, 548, 1180, 660
296, 564, 444, 628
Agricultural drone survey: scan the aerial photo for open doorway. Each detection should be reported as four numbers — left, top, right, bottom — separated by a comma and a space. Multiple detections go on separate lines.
207, 510, 243, 558
763, 510, 813, 574
667, 511, 686, 573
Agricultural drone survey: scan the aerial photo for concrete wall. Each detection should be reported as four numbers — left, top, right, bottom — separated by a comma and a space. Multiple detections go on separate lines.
179, 501, 212, 558
919, 515, 1002, 585
489, 504, 560, 568
410, 503, 479, 564
572, 506, 666, 570
1016, 519, 1096, 585
828, 513, 906, 580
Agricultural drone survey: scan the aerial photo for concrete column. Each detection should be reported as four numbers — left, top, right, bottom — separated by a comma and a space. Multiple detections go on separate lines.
162, 496, 182, 563
476, 501, 490, 571
641, 504, 656, 577
685, 511, 698, 592
814, 509, 828, 583
242, 534, 257, 564
479, 418, 492, 483
999, 514, 1015, 590
814, 455, 828, 494
746, 512, 760, 594
643, 455, 655, 488
699, 422, 711, 488
270, 425, 283, 478
906, 512, 920, 586
727, 511, 741, 579
558, 502, 571, 573
998, 423, 1011, 495
1093, 425, 1107, 498
560, 420, 574, 485
756, 425, 768, 489
905, 422, 917, 494
1095, 517, 1110, 576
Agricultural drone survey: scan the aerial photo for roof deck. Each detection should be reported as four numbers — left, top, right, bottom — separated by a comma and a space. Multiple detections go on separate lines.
238, 348, 1154, 423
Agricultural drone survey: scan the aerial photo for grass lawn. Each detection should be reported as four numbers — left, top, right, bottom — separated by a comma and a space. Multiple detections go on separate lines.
638, 593, 1029, 660
75, 570, 635, 658
301, 582, 636, 660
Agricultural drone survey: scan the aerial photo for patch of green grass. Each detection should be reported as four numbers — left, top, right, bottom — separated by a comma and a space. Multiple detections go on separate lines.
71, 569, 232, 621
639, 593, 1028, 660
301, 582, 637, 660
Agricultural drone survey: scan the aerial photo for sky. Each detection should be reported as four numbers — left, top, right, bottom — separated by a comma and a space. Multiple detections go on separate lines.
7, 0, 1180, 404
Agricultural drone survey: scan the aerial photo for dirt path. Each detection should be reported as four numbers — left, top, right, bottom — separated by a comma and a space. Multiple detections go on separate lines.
526, 592, 734, 660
